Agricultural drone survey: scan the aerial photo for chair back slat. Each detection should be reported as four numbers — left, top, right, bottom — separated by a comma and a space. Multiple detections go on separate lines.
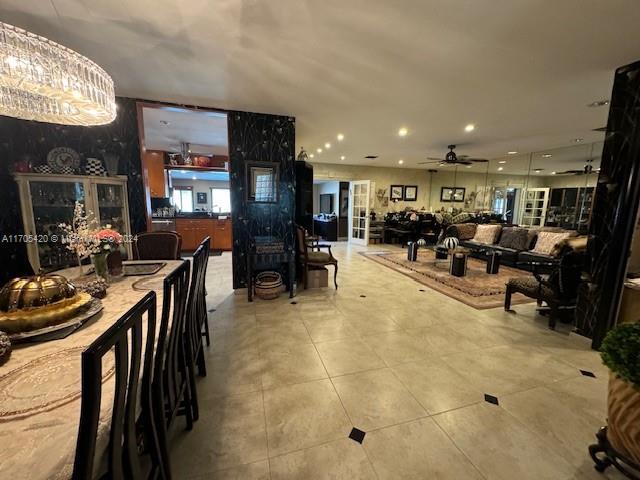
186, 238, 209, 358
135, 232, 182, 260
73, 292, 159, 480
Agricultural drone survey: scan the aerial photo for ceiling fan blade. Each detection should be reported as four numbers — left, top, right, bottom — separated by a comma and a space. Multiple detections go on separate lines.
467, 158, 489, 163
425, 157, 443, 161
555, 170, 584, 175
418, 160, 441, 164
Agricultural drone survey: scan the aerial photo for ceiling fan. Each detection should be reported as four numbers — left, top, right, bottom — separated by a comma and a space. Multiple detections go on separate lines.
555, 158, 598, 175
418, 145, 489, 166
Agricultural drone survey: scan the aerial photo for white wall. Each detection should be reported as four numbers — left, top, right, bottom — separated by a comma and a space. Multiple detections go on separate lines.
171, 178, 230, 212
311, 162, 596, 214
314, 181, 340, 214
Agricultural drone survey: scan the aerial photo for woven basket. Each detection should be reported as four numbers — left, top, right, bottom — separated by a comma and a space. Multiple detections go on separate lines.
607, 372, 640, 464
254, 271, 283, 300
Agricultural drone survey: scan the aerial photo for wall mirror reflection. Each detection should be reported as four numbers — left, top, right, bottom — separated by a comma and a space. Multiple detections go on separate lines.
247, 162, 279, 203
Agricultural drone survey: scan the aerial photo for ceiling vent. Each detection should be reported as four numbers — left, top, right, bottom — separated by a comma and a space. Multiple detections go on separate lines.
364, 155, 378, 159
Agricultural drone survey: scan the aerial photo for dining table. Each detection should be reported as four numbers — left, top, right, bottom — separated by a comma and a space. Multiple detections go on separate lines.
0, 260, 183, 480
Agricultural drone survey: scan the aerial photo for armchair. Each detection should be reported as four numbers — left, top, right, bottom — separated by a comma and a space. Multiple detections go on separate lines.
296, 225, 338, 289
504, 244, 585, 329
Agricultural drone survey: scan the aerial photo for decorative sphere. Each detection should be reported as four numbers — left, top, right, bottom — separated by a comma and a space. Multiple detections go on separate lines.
442, 236, 459, 250
417, 238, 427, 247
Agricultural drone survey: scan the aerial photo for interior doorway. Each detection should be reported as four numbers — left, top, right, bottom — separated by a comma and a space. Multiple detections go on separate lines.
348, 180, 371, 245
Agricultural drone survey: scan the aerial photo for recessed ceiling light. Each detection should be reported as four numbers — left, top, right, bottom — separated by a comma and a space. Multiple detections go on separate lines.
324, 142, 331, 149
337, 133, 344, 141
466, 165, 472, 168
317, 148, 322, 153
541, 154, 552, 158
587, 100, 610, 108
464, 124, 475, 132
398, 127, 408, 137
507, 151, 518, 155
191, 176, 197, 180
551, 171, 556, 174
534, 168, 543, 173
573, 138, 584, 143
398, 159, 404, 165
498, 160, 507, 164
309, 153, 315, 158
497, 167, 504, 171
340, 155, 345, 160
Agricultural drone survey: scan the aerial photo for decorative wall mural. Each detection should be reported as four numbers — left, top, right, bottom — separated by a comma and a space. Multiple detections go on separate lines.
0, 97, 144, 283
228, 112, 296, 289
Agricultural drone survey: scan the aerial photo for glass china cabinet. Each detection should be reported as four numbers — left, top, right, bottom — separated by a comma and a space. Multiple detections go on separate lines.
14, 173, 133, 272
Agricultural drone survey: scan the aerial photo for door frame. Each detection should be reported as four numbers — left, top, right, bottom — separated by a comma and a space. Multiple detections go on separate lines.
348, 180, 371, 245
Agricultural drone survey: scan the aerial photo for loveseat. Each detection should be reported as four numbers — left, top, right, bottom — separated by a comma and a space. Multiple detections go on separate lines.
445, 223, 585, 271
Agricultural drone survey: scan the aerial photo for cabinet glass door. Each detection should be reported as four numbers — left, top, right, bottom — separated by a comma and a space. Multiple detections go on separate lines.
95, 183, 127, 233
29, 180, 85, 269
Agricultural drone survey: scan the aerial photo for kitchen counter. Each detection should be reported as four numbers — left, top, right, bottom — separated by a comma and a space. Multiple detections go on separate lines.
152, 214, 230, 220
174, 217, 233, 251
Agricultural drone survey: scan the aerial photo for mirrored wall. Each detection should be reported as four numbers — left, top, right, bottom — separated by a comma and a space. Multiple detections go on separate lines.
429, 141, 602, 233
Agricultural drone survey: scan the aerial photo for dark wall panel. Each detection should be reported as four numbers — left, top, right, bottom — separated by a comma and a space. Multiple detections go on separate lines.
578, 60, 640, 348
0, 97, 145, 283
228, 112, 296, 289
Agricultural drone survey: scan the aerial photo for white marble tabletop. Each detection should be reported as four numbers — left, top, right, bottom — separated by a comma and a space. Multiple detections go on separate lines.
0, 261, 183, 480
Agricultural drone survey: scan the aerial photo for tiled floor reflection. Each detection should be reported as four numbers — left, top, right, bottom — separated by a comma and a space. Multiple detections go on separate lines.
170, 245, 625, 479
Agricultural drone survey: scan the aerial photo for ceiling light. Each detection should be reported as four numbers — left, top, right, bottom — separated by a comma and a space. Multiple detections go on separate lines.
466, 165, 472, 168
573, 138, 584, 143
398, 127, 408, 137
309, 154, 314, 158
324, 142, 331, 149
180, 170, 187, 174
317, 148, 322, 153
191, 176, 197, 180
498, 160, 507, 164
497, 167, 504, 171
0, 21, 116, 125
464, 124, 475, 132
398, 159, 404, 165
340, 155, 345, 160
337, 133, 344, 141
541, 154, 552, 158
534, 169, 543, 173
551, 171, 556, 175
507, 151, 518, 155
587, 100, 610, 108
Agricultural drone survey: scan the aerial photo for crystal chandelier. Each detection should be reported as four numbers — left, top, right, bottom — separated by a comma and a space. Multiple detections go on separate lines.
0, 21, 116, 126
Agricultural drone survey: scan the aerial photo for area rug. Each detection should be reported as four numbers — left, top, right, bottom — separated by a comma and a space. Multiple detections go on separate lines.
361, 249, 535, 309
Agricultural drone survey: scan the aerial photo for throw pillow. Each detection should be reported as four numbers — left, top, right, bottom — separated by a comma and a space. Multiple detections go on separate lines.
531, 231, 572, 255
456, 223, 477, 241
472, 224, 502, 244
498, 227, 529, 250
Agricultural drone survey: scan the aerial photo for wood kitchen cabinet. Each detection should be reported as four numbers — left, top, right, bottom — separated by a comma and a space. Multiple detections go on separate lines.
144, 150, 167, 198
212, 218, 233, 250
175, 218, 233, 251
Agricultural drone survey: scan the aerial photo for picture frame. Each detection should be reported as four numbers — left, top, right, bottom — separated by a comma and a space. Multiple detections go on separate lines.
390, 184, 403, 201
403, 185, 418, 201
440, 187, 454, 202
196, 192, 208, 204
246, 161, 279, 203
452, 187, 465, 202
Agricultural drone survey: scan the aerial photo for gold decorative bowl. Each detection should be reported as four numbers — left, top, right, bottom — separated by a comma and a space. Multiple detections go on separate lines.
0, 274, 77, 313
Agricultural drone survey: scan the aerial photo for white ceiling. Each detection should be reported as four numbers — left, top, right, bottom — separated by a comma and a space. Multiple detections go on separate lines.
2, 0, 639, 169
142, 106, 228, 156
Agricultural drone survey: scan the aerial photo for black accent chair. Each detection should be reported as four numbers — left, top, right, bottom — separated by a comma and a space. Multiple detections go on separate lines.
504, 246, 585, 329
296, 225, 338, 289
184, 237, 210, 421
134, 232, 182, 260
155, 260, 195, 461
73, 292, 166, 480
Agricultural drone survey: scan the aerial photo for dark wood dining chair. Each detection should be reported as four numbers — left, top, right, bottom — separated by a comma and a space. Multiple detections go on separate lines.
153, 260, 194, 473
296, 225, 338, 289
184, 237, 210, 421
134, 232, 182, 260
73, 291, 166, 480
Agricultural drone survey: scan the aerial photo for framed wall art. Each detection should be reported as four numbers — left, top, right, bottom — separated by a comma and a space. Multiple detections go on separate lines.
390, 185, 403, 201
403, 185, 418, 201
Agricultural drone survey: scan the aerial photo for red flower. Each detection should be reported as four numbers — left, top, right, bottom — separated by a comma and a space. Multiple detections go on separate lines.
96, 228, 122, 244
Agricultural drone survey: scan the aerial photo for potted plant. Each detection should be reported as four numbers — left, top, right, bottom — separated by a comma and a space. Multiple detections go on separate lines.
600, 322, 640, 467
94, 226, 123, 280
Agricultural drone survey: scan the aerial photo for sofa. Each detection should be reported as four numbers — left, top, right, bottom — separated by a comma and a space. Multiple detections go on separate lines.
445, 222, 584, 271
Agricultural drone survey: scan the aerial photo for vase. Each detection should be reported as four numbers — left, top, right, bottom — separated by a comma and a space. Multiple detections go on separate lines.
91, 252, 110, 282
107, 250, 123, 278
607, 372, 640, 464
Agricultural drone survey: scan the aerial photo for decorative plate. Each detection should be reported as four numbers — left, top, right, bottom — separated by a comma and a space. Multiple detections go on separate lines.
47, 147, 80, 173
8, 298, 104, 344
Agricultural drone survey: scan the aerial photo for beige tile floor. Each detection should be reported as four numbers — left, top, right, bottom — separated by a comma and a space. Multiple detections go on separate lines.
170, 244, 626, 479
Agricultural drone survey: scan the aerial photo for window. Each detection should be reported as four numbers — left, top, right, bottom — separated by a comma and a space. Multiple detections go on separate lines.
172, 187, 193, 212
211, 188, 231, 213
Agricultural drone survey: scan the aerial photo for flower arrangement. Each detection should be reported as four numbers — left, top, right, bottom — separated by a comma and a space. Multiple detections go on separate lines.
59, 201, 101, 269
95, 226, 123, 253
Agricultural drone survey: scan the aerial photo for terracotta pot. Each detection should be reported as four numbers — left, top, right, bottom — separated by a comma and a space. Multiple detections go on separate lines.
607, 372, 640, 464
